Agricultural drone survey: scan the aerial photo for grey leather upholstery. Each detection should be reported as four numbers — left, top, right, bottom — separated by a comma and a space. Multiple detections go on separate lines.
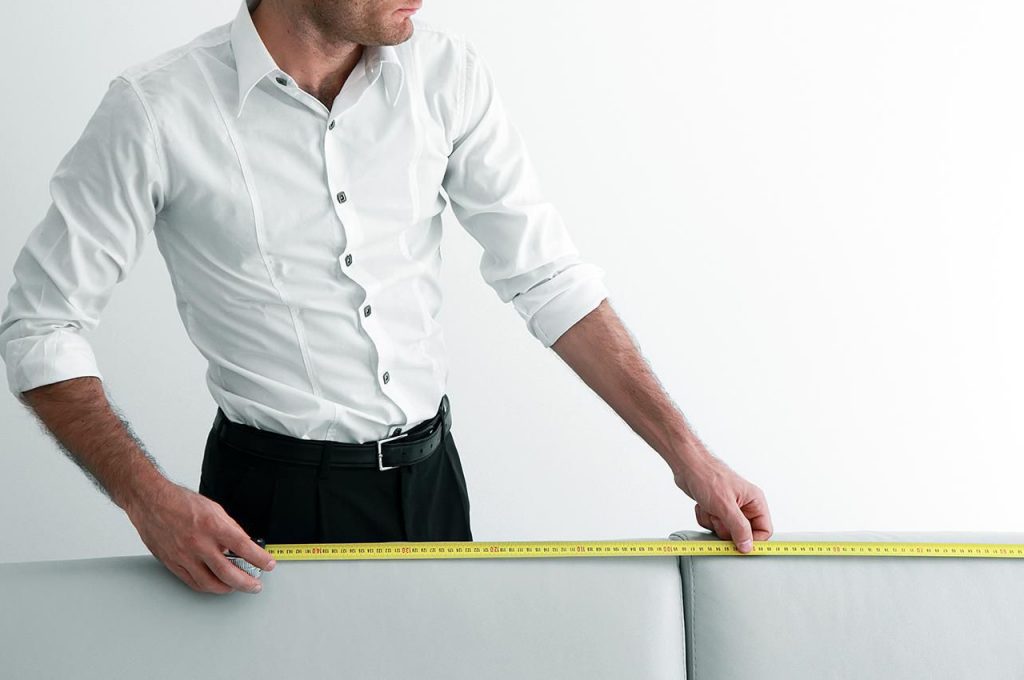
673, 529, 1024, 679
3, 530, 1021, 678
0, 536, 686, 679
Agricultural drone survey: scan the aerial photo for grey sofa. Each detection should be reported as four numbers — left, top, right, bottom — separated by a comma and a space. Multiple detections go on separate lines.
2, 529, 1022, 679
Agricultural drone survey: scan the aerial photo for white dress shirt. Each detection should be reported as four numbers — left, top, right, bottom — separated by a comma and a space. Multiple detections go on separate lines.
0, 0, 609, 444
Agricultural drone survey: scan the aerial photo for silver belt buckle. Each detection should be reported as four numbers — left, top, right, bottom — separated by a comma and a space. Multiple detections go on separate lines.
377, 429, 410, 471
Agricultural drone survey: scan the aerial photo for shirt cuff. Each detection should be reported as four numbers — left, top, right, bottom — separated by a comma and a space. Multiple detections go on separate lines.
512, 262, 610, 348
3, 328, 103, 397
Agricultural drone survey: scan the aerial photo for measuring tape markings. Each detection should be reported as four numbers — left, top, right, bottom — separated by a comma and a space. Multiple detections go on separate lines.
257, 540, 1024, 561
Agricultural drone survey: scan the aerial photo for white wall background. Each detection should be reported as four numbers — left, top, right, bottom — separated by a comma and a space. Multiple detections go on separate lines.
1, 1, 1021, 564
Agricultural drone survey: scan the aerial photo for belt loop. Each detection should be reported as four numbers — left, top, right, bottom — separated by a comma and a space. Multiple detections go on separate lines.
317, 441, 330, 479
214, 408, 226, 438
441, 394, 451, 433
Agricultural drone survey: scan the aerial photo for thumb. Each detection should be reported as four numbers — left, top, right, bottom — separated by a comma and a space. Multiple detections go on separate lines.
723, 505, 754, 553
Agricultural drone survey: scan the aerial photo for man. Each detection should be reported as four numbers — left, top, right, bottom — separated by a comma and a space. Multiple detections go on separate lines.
0, 0, 773, 595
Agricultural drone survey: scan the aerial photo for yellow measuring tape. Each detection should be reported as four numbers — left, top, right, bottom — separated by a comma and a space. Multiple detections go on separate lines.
262, 539, 1024, 561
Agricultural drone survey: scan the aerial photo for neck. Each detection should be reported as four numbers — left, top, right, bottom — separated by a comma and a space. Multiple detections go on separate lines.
251, 0, 365, 107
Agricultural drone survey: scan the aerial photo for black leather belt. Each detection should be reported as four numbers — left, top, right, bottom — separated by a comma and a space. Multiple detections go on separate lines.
213, 394, 451, 474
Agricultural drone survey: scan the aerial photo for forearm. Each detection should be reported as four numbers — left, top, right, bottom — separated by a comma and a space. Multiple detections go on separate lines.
19, 376, 171, 515
551, 299, 710, 475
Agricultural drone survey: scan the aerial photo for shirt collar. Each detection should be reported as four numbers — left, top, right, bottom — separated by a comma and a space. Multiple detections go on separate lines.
231, 0, 405, 118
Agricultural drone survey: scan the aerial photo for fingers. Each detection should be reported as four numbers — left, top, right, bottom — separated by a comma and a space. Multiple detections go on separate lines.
694, 504, 714, 531
696, 504, 733, 543
168, 562, 201, 591
204, 550, 263, 594
742, 492, 774, 541
167, 545, 258, 595
204, 517, 276, 593
172, 522, 272, 594
720, 503, 754, 553
224, 527, 276, 574
181, 558, 233, 594
180, 502, 275, 594
694, 490, 772, 554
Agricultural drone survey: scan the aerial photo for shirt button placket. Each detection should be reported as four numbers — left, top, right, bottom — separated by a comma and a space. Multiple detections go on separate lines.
324, 126, 388, 393
327, 172, 393, 395
357, 293, 389, 389
359, 304, 392, 390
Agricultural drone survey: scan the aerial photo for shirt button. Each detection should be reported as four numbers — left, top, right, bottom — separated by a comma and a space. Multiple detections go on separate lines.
328, 120, 336, 130
275, 76, 287, 86
363, 304, 372, 317
344, 254, 353, 266
382, 371, 390, 384
336, 191, 347, 203
393, 426, 402, 435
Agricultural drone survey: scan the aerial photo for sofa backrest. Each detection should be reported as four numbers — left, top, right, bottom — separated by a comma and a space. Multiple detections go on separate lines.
673, 529, 1024, 679
0, 537, 686, 679
7, 529, 1021, 679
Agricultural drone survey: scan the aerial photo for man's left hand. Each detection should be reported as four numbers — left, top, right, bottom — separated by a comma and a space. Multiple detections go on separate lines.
672, 454, 773, 554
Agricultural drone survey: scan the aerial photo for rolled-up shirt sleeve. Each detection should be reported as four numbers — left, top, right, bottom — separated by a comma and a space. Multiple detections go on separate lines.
442, 39, 609, 348
0, 75, 165, 398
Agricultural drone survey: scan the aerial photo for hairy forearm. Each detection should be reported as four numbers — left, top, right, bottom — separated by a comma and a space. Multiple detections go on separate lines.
19, 376, 171, 514
551, 299, 711, 475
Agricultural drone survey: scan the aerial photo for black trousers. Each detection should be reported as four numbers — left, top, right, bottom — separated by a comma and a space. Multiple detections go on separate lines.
197, 397, 472, 543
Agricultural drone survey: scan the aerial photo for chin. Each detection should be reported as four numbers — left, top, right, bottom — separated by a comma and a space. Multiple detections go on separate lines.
383, 17, 414, 42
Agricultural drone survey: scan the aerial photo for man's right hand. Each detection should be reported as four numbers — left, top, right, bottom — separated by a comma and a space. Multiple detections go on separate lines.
17, 377, 275, 594
125, 479, 276, 594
